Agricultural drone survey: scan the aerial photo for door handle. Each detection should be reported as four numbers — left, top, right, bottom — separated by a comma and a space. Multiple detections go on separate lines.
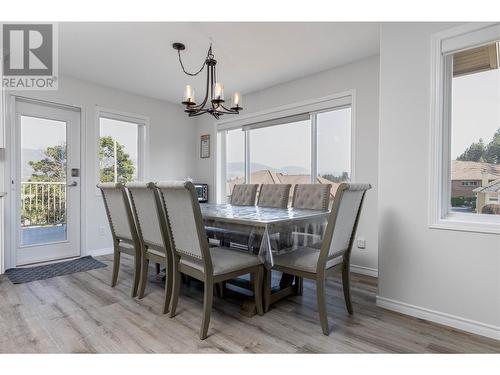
67, 181, 78, 187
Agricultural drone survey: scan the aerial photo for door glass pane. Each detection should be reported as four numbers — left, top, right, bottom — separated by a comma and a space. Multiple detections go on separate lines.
99, 117, 139, 183
20, 116, 67, 246
226, 129, 245, 201
317, 108, 351, 183
249, 120, 311, 203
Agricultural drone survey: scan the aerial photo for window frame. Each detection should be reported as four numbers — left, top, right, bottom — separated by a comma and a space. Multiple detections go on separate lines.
215, 92, 355, 203
95, 107, 149, 194
429, 23, 500, 234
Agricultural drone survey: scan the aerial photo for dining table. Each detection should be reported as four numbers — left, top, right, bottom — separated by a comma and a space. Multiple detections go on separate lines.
200, 203, 330, 315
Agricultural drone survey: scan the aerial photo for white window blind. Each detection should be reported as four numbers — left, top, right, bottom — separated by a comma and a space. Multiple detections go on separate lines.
453, 42, 499, 77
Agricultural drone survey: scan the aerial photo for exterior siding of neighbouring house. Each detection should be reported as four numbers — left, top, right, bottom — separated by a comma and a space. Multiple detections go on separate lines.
451, 179, 481, 198
473, 179, 500, 214
477, 191, 486, 211
451, 161, 500, 202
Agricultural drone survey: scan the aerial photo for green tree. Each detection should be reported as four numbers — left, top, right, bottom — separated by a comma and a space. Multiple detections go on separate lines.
321, 171, 350, 183
29, 144, 66, 182
484, 128, 500, 164
99, 136, 135, 182
456, 127, 500, 164
456, 138, 486, 162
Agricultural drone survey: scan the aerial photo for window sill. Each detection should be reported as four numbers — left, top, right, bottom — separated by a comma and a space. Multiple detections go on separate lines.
429, 215, 500, 235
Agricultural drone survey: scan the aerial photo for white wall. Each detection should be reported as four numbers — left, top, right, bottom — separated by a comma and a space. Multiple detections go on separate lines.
378, 23, 500, 339
1, 75, 196, 268
194, 55, 380, 275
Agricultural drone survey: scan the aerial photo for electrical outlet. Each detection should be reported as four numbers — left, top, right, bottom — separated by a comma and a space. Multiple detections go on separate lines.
357, 238, 366, 249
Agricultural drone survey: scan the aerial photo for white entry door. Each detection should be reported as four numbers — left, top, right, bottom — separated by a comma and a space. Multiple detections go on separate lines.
14, 99, 81, 265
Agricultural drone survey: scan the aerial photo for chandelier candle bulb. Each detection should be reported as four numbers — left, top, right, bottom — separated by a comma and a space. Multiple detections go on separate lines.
214, 83, 224, 101
232, 92, 242, 108
183, 85, 195, 104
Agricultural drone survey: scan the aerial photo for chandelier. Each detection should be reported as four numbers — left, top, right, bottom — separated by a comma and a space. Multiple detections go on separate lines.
173, 42, 243, 119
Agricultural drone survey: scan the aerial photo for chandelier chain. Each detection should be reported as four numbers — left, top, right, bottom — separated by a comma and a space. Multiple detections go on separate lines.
177, 44, 212, 77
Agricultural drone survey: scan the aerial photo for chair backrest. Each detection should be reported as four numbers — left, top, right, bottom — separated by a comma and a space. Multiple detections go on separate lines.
292, 184, 332, 211
97, 182, 138, 244
318, 183, 371, 271
257, 184, 291, 208
155, 181, 212, 274
230, 184, 259, 206
126, 182, 169, 256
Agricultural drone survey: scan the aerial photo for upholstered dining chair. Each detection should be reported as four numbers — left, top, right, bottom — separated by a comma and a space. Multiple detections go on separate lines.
292, 184, 332, 211
125, 182, 173, 314
155, 181, 264, 340
230, 184, 259, 206
287, 183, 332, 293
257, 184, 292, 208
98, 182, 141, 297
264, 182, 371, 335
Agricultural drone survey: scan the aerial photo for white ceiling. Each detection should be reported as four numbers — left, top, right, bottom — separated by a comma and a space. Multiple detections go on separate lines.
59, 23, 380, 104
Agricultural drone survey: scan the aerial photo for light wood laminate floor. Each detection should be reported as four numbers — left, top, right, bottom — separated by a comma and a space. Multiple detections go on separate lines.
1, 254, 499, 353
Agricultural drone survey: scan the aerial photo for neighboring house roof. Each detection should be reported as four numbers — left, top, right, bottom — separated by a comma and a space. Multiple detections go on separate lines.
451, 160, 500, 181
473, 179, 500, 193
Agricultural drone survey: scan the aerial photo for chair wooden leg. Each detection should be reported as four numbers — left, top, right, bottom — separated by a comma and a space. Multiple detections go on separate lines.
316, 277, 329, 335
254, 267, 264, 316
342, 262, 353, 314
155, 263, 161, 275
200, 278, 214, 340
263, 268, 272, 313
131, 251, 141, 298
111, 250, 120, 288
169, 268, 181, 318
162, 262, 173, 314
138, 257, 149, 299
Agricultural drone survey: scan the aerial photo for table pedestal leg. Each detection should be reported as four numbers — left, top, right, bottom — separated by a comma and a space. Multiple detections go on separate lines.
279, 273, 295, 288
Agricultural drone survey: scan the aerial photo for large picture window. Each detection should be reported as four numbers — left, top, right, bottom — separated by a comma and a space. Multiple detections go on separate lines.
219, 105, 352, 204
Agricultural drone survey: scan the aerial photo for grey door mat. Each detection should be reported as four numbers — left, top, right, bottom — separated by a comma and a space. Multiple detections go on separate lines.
5, 256, 107, 284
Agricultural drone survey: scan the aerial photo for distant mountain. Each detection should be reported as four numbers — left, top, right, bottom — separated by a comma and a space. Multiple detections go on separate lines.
279, 165, 309, 175
226, 161, 309, 179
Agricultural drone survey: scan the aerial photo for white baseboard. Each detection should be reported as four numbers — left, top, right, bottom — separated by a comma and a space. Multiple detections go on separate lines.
376, 296, 500, 341
86, 247, 113, 257
351, 264, 378, 278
